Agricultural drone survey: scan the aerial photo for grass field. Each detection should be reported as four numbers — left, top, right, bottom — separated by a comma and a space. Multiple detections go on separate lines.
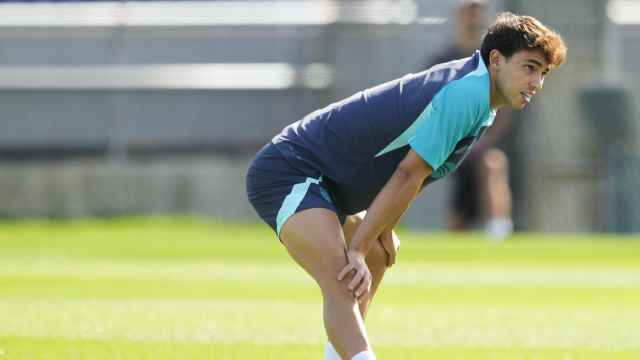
1, 217, 639, 359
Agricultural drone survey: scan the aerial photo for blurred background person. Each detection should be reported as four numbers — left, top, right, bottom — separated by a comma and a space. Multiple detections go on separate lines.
425, 0, 514, 239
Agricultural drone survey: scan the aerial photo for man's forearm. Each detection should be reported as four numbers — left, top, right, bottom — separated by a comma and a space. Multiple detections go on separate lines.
348, 167, 424, 255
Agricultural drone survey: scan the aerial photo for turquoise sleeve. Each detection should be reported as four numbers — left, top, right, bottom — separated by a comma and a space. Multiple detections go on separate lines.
408, 81, 480, 170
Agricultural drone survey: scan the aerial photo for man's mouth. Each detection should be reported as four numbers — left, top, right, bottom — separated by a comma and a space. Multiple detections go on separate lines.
520, 91, 533, 103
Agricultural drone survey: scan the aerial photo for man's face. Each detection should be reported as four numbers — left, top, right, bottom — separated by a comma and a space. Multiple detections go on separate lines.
493, 49, 550, 110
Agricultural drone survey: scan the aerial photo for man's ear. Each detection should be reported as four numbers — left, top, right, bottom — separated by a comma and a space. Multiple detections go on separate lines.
489, 49, 504, 67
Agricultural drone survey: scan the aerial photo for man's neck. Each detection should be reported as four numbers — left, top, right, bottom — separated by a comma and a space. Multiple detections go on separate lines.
488, 69, 505, 110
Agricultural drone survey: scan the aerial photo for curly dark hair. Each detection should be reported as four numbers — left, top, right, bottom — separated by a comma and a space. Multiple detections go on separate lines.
480, 12, 566, 68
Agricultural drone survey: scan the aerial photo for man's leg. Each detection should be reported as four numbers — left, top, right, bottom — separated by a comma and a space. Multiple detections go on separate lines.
448, 163, 478, 231
480, 148, 513, 239
324, 212, 388, 359
342, 212, 388, 319
279, 208, 374, 360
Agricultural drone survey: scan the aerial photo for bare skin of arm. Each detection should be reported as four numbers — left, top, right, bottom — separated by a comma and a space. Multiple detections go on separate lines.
338, 149, 433, 299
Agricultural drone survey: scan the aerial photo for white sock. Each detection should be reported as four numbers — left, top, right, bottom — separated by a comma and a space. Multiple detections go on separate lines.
351, 350, 376, 360
485, 217, 513, 240
324, 342, 342, 360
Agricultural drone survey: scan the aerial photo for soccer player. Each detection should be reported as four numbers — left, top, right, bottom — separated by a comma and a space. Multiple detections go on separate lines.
246, 12, 566, 360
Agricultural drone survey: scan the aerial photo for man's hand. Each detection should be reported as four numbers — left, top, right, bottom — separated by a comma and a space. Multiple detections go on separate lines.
379, 229, 400, 267
338, 249, 371, 301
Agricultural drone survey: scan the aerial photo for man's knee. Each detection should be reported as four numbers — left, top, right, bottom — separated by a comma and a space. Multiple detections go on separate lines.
319, 268, 360, 303
482, 148, 508, 173
343, 212, 387, 272
343, 212, 365, 243
366, 237, 388, 273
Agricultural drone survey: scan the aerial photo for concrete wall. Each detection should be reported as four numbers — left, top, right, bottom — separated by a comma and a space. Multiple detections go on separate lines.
0, 156, 255, 220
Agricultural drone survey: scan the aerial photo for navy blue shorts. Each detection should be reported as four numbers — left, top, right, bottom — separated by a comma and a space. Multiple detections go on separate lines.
246, 142, 346, 238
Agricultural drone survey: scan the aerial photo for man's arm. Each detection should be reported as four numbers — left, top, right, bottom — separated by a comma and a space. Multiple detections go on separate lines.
338, 149, 432, 298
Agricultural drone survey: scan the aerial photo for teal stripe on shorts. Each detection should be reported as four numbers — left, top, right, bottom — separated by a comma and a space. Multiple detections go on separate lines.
276, 175, 322, 236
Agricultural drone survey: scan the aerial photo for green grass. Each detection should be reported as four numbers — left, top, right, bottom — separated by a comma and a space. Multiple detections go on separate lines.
0, 217, 639, 359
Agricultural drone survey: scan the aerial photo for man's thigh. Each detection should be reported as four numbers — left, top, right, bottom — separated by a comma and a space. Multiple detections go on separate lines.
279, 208, 351, 290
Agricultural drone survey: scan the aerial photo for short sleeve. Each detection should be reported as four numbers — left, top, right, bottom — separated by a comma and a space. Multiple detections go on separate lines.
408, 81, 481, 170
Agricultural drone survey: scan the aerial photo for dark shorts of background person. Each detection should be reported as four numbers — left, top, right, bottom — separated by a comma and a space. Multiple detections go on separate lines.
246, 142, 347, 239
452, 158, 481, 223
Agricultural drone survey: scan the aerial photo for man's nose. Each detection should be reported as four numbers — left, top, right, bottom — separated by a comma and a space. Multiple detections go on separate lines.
532, 74, 544, 90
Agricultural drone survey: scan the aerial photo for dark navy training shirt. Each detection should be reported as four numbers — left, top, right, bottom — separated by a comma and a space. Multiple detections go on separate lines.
272, 51, 496, 215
